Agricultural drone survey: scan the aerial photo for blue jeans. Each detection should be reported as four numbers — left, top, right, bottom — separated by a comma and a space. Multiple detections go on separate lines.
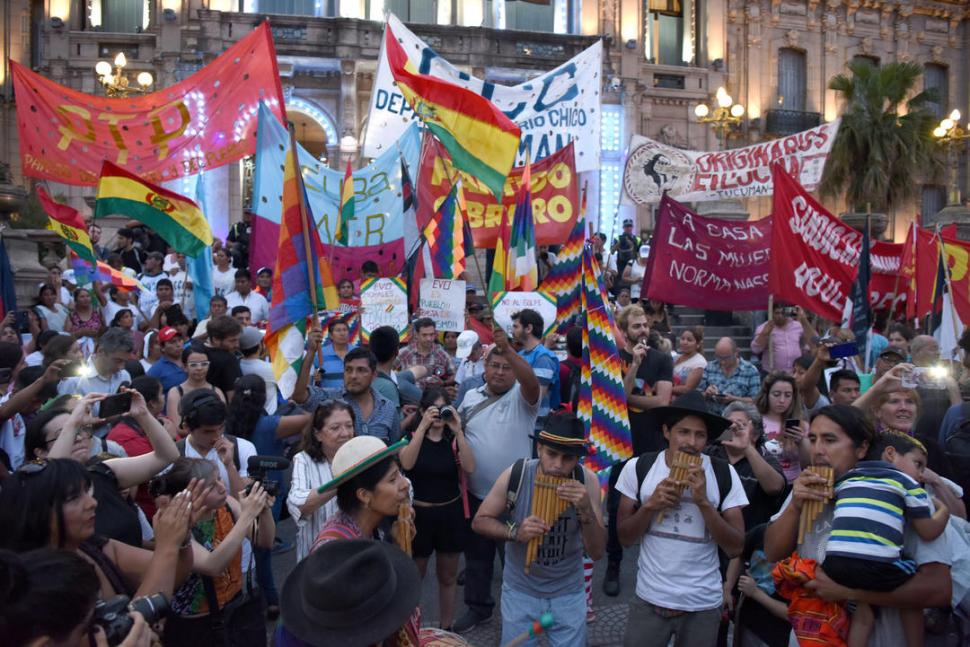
500, 583, 587, 647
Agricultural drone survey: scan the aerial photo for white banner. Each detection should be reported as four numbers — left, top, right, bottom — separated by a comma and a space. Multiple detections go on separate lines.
621, 120, 841, 204
419, 278, 466, 333
364, 13, 602, 173
492, 291, 558, 338
360, 278, 409, 342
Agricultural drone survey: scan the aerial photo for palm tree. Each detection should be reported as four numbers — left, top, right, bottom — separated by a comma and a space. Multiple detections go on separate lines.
819, 60, 943, 214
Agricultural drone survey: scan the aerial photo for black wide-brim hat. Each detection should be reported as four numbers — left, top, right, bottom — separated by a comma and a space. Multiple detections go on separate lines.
530, 411, 589, 456
643, 390, 732, 442
280, 539, 421, 647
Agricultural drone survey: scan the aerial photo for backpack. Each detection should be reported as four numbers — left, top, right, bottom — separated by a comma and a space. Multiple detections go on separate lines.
176, 434, 241, 472
631, 451, 733, 510
505, 457, 585, 513
944, 418, 970, 497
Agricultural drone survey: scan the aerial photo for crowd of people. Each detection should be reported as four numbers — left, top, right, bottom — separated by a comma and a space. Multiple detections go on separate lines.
2, 219, 970, 647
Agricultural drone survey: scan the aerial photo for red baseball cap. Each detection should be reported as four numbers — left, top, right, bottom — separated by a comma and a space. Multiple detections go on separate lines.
158, 326, 181, 343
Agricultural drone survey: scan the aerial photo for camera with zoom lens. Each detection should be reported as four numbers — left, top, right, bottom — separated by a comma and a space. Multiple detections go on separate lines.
439, 406, 456, 421
243, 454, 291, 498
90, 593, 169, 646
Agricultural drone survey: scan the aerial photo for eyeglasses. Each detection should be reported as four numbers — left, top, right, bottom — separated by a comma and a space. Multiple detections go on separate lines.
187, 361, 211, 369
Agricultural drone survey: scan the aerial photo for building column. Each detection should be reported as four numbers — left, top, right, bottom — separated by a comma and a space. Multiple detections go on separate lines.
340, 59, 358, 166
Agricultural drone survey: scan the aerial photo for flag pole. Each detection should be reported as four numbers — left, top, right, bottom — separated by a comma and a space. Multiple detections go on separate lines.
863, 213, 872, 373
766, 294, 774, 371
288, 124, 325, 365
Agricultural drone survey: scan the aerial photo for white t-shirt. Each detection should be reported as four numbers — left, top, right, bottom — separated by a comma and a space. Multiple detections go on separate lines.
240, 357, 278, 415
672, 353, 707, 385
225, 291, 270, 323
212, 267, 236, 297
169, 270, 195, 319
628, 261, 646, 298
136, 272, 168, 316
458, 383, 539, 500
103, 300, 144, 330
616, 452, 748, 611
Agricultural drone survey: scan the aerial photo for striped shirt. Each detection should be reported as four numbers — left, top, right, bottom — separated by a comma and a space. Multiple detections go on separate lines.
827, 461, 931, 562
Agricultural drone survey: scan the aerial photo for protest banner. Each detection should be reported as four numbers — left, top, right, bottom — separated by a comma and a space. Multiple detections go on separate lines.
417, 136, 579, 247
869, 241, 904, 312
252, 103, 422, 278
769, 165, 860, 321
492, 291, 558, 337
363, 14, 602, 173
942, 235, 970, 324
419, 278, 466, 332
622, 120, 840, 204
11, 23, 285, 186
359, 277, 409, 342
642, 195, 771, 311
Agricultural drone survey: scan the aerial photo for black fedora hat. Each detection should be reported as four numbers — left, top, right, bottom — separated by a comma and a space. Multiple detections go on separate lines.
280, 539, 421, 646
644, 390, 732, 441
531, 411, 588, 456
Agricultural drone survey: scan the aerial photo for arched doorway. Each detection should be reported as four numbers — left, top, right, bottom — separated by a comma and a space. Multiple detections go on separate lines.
285, 97, 339, 162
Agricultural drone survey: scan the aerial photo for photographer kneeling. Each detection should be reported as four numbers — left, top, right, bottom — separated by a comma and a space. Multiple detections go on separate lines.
398, 386, 476, 631
151, 457, 275, 647
0, 548, 157, 647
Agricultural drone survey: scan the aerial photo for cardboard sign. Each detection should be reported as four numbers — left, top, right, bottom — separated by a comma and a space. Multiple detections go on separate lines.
419, 278, 466, 333
492, 291, 558, 337
359, 277, 409, 342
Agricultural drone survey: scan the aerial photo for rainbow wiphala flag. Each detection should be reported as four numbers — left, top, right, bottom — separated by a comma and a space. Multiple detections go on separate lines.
541, 211, 586, 333
576, 246, 632, 482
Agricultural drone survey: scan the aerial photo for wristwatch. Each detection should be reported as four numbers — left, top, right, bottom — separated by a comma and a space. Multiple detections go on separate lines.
506, 521, 518, 541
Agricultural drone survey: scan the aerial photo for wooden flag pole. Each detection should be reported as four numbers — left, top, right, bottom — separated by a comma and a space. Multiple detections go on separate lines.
288, 124, 325, 366
766, 294, 774, 371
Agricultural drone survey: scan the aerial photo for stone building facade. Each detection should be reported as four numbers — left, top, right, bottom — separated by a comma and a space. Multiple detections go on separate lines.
0, 0, 967, 245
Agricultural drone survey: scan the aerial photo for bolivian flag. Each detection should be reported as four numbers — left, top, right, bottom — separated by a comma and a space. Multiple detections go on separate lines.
384, 24, 521, 200
38, 186, 97, 264
94, 161, 214, 256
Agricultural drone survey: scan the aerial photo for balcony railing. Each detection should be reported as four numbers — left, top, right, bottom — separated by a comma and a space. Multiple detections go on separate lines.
765, 109, 822, 135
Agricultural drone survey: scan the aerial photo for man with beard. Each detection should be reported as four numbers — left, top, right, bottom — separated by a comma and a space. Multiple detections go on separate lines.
617, 392, 747, 646
293, 334, 401, 443
603, 304, 673, 596
511, 309, 559, 429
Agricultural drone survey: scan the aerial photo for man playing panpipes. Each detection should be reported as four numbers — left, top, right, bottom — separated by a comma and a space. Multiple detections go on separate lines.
616, 391, 748, 647
472, 412, 605, 646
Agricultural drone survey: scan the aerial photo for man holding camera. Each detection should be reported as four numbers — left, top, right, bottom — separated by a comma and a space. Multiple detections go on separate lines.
750, 303, 815, 374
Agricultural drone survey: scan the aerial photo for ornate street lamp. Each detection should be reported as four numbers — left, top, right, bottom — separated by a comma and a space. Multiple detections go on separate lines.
693, 87, 745, 150
95, 53, 153, 97
933, 109, 970, 208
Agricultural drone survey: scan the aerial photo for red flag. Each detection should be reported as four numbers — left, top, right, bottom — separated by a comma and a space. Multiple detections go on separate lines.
768, 164, 861, 321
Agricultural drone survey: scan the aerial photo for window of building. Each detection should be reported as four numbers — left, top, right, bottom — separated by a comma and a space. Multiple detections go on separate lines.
92, 0, 148, 33
599, 104, 624, 234
921, 185, 947, 223
379, 0, 437, 22
923, 63, 948, 120
246, 0, 335, 16
644, 0, 695, 66
851, 54, 880, 69
777, 48, 806, 111
487, 0, 578, 33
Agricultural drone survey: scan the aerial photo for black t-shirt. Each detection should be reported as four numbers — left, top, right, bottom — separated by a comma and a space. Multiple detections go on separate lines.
706, 445, 787, 529
619, 347, 673, 455
204, 347, 242, 395
405, 433, 460, 504
118, 247, 144, 274
89, 461, 144, 548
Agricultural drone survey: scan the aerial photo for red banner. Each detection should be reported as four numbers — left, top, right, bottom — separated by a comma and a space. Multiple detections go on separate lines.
769, 166, 861, 322
12, 23, 285, 186
642, 194, 771, 310
943, 235, 970, 324
870, 241, 904, 312
416, 134, 578, 247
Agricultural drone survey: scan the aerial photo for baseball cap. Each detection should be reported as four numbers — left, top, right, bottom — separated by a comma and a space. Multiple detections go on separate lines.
879, 347, 906, 361
158, 326, 180, 343
623, 218, 633, 227
455, 330, 480, 359
239, 326, 264, 351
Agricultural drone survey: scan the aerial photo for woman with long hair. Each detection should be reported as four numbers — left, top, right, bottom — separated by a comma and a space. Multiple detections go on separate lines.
0, 457, 197, 602
755, 372, 808, 483
398, 387, 476, 631
34, 284, 70, 333
110, 308, 144, 359
672, 326, 706, 395
167, 347, 226, 429
286, 399, 355, 562
41, 334, 83, 368
65, 287, 104, 357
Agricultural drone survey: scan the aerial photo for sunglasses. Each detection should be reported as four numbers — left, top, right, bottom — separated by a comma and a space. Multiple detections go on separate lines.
187, 361, 211, 369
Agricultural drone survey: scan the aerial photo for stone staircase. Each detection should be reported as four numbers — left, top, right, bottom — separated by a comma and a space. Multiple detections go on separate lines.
666, 306, 758, 360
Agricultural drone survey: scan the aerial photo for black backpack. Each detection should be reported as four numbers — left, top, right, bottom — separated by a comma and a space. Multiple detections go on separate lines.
176, 434, 241, 472
944, 411, 970, 496
506, 458, 585, 513
631, 451, 733, 510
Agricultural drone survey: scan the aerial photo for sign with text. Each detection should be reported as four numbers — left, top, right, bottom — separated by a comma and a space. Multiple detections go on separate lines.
11, 23, 285, 186
417, 135, 579, 247
870, 241, 905, 313
769, 166, 860, 321
642, 195, 772, 311
622, 120, 840, 204
492, 291, 558, 337
359, 277, 409, 342
364, 14, 602, 172
419, 278, 466, 333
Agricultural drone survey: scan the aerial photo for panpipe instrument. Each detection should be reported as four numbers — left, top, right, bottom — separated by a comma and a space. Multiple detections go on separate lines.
524, 473, 574, 573
798, 465, 834, 544
655, 451, 703, 524
394, 503, 416, 556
